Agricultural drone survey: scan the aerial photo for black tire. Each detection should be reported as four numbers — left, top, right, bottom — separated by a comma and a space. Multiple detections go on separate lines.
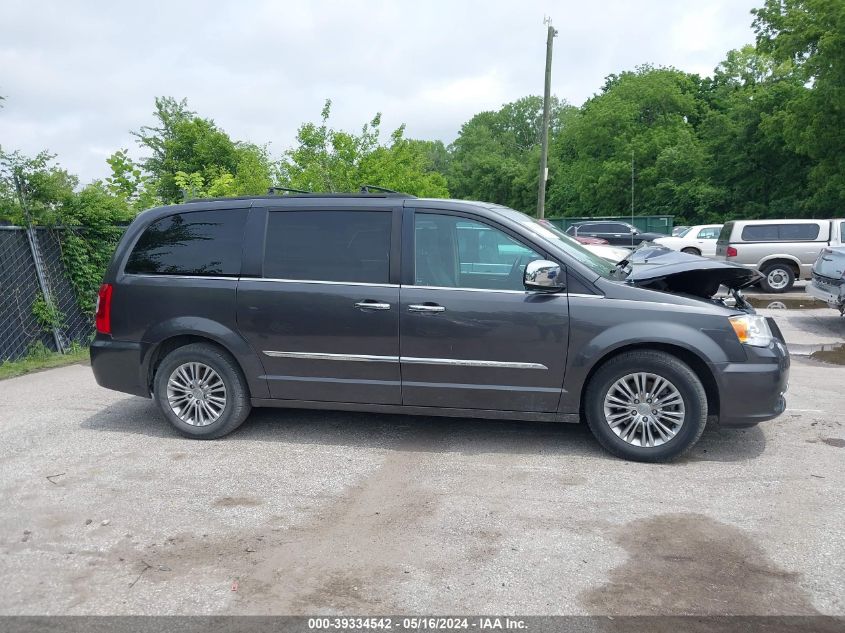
759, 263, 795, 293
153, 343, 251, 439
584, 350, 707, 463
681, 247, 701, 256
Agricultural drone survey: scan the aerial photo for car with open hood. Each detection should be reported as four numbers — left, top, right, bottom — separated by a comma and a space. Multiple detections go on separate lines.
90, 192, 789, 463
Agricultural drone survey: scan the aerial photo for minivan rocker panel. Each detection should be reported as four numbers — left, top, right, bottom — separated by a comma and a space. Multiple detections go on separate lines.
91, 194, 789, 462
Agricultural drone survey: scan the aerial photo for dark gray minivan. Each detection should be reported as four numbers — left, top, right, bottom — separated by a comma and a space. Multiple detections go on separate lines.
91, 192, 789, 462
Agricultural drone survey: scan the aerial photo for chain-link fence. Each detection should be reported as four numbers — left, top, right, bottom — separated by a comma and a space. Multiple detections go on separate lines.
0, 227, 97, 361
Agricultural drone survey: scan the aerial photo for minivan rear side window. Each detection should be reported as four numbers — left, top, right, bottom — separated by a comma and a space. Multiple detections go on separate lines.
125, 210, 247, 276
263, 210, 391, 284
741, 223, 820, 242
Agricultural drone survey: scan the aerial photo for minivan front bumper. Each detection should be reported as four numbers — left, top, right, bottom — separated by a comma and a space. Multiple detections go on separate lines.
711, 337, 789, 427
90, 336, 149, 398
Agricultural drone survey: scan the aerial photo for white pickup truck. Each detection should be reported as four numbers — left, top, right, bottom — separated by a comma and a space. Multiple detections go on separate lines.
715, 218, 845, 292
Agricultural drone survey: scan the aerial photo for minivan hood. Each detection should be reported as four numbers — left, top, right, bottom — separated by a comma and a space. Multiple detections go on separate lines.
627, 246, 761, 298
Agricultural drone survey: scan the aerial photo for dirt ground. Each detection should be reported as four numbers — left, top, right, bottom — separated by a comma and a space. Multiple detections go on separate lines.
0, 296, 843, 615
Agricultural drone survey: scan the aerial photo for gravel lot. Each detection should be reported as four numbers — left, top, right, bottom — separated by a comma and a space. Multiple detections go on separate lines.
1, 290, 843, 616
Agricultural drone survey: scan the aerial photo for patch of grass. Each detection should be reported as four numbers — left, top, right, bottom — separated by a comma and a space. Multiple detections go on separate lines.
0, 344, 89, 380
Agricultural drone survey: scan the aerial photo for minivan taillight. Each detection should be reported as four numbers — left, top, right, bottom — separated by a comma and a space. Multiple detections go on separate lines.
95, 284, 113, 335
726, 246, 738, 258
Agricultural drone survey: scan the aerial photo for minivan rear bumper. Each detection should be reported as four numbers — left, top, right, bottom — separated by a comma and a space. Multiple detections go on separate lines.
90, 336, 149, 398
711, 338, 789, 427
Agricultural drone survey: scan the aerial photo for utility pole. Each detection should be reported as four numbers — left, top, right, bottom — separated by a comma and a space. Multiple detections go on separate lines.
631, 149, 635, 217
537, 17, 557, 219
631, 149, 635, 249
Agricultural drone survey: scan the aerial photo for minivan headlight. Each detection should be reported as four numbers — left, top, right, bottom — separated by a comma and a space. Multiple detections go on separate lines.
729, 314, 773, 347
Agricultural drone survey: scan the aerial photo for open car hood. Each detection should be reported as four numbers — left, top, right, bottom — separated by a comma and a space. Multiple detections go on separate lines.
627, 246, 761, 298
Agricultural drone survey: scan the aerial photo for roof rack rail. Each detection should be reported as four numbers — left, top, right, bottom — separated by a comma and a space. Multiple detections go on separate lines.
359, 185, 404, 195
267, 186, 311, 195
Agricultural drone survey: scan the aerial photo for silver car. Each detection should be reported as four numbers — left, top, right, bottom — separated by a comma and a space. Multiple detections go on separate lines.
715, 219, 845, 292
807, 247, 845, 315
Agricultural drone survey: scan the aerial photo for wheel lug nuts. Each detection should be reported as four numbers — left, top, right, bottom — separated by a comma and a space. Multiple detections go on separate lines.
643, 417, 649, 422
647, 399, 652, 403
634, 399, 639, 404
652, 410, 658, 415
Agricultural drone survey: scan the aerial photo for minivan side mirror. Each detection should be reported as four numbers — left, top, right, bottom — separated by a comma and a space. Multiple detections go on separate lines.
523, 260, 565, 292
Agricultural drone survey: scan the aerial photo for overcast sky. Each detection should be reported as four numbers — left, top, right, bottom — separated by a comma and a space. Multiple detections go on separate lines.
0, 0, 761, 184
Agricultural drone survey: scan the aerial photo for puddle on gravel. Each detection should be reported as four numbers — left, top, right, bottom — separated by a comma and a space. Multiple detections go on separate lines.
808, 343, 845, 366
580, 513, 818, 615
746, 297, 825, 310
787, 343, 845, 365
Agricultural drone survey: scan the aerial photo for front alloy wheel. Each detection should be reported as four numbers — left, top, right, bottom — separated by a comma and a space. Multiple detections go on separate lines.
584, 350, 708, 462
603, 372, 685, 447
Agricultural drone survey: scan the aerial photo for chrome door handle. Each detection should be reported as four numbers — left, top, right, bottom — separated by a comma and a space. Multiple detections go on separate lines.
354, 301, 391, 311
408, 304, 446, 313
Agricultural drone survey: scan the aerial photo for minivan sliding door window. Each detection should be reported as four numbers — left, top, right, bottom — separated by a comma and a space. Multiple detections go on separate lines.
263, 211, 392, 284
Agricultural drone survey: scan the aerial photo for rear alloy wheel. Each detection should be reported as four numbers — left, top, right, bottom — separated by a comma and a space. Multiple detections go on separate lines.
154, 343, 251, 439
681, 247, 701, 256
584, 350, 707, 462
760, 264, 795, 293
166, 362, 227, 427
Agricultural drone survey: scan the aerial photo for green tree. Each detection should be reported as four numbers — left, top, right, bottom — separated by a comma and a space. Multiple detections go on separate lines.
134, 97, 272, 203
105, 149, 158, 211
276, 100, 449, 197
547, 66, 719, 222
699, 46, 812, 219
753, 0, 845, 213
448, 96, 574, 214
0, 149, 77, 225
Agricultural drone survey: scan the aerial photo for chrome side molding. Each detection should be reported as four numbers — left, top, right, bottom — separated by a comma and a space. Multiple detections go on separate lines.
263, 351, 399, 363
401, 357, 547, 370
262, 351, 547, 370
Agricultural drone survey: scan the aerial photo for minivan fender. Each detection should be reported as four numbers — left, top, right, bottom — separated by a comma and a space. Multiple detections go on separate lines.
559, 319, 742, 413
139, 317, 270, 399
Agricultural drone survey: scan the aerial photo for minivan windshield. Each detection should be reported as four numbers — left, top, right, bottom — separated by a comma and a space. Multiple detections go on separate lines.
491, 207, 619, 279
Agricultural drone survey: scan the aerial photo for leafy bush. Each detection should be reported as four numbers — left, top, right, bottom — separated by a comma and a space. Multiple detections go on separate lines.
31, 293, 65, 331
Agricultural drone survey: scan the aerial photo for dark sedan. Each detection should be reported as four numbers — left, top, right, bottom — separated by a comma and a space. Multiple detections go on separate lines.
566, 221, 665, 248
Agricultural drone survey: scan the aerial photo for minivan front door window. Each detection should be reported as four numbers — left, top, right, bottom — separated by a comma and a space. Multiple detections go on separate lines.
414, 214, 542, 291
